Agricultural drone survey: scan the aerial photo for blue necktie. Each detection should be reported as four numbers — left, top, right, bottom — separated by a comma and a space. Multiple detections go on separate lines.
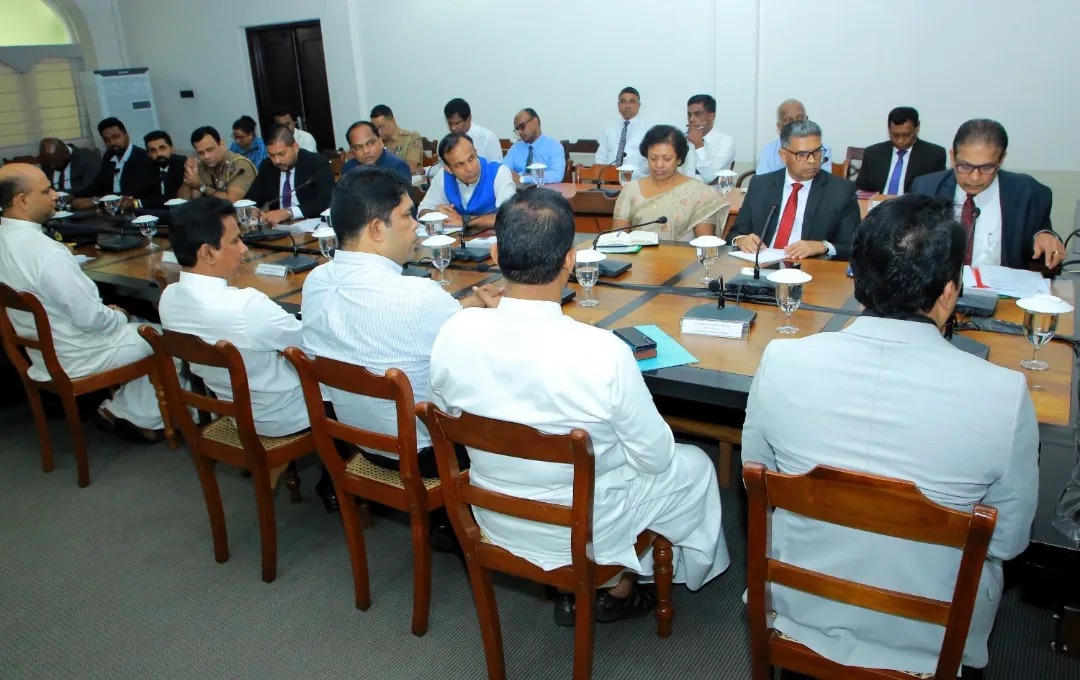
886, 149, 907, 195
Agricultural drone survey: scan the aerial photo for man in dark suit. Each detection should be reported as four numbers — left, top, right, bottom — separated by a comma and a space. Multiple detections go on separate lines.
38, 138, 99, 196
856, 107, 946, 195
140, 130, 187, 208
731, 120, 860, 261
72, 117, 158, 209
910, 118, 1063, 271
247, 126, 333, 226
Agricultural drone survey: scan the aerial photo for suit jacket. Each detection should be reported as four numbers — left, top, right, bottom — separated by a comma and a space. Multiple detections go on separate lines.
910, 169, 1052, 269
80, 145, 159, 199
139, 154, 188, 209
742, 316, 1038, 672
247, 149, 333, 218
730, 168, 860, 260
855, 138, 946, 194
40, 144, 100, 196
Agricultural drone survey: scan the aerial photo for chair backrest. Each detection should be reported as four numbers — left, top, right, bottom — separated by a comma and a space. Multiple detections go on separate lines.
499, 138, 512, 152
743, 462, 997, 679
0, 283, 71, 387
139, 325, 264, 455
566, 139, 600, 154
416, 401, 598, 573
282, 347, 423, 484
329, 156, 345, 181
736, 169, 755, 188
575, 163, 618, 183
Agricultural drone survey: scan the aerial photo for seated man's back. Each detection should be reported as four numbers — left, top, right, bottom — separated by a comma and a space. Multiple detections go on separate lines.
742, 195, 1039, 674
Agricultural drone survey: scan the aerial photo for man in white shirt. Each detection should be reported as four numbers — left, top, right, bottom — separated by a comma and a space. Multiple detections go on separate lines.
302, 166, 502, 481
429, 188, 729, 626
595, 86, 650, 169
272, 108, 318, 153
417, 134, 516, 232
742, 195, 1038, 676
443, 98, 502, 162
756, 99, 833, 175
686, 94, 735, 184
0, 164, 166, 440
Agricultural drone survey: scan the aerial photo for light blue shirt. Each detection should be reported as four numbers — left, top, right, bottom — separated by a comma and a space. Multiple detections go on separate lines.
502, 133, 566, 185
756, 138, 833, 175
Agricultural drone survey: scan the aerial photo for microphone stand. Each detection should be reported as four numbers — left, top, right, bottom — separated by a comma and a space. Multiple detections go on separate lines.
272, 231, 319, 274
244, 174, 315, 242
453, 206, 498, 262
726, 204, 780, 296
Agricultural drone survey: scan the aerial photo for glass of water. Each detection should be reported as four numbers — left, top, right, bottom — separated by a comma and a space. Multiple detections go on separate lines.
690, 235, 725, 285
527, 163, 546, 185
420, 212, 447, 236
313, 226, 336, 260
716, 169, 737, 195
1017, 295, 1073, 371
574, 248, 606, 308
617, 165, 635, 187
767, 269, 813, 334
432, 245, 451, 286
133, 216, 159, 250
100, 195, 121, 216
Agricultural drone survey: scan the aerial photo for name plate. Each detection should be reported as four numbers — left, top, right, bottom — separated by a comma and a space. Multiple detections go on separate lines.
680, 317, 750, 339
255, 263, 289, 277
160, 251, 178, 264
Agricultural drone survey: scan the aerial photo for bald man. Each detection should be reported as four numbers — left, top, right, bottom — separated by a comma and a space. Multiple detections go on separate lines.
0, 164, 168, 441
501, 108, 566, 184
38, 138, 100, 196
756, 99, 833, 175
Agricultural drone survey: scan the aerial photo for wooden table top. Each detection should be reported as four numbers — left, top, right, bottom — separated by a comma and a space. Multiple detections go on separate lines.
76, 233, 1075, 427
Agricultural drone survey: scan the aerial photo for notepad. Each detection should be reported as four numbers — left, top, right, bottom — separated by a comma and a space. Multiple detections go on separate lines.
962, 265, 1050, 298
73, 254, 95, 265
728, 248, 786, 265
596, 231, 659, 248
629, 324, 698, 371
278, 218, 323, 234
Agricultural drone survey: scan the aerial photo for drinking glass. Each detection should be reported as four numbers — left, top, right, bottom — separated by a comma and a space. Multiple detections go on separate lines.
716, 170, 737, 195
432, 245, 451, 286
1021, 311, 1058, 371
527, 163, 546, 185
775, 282, 803, 334
55, 192, 71, 210
420, 213, 447, 236
697, 245, 719, 283
101, 196, 121, 216
575, 260, 600, 307
136, 218, 159, 251
617, 165, 635, 187
314, 228, 336, 260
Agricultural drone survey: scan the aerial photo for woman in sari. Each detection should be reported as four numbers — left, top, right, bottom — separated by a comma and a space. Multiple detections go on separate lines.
612, 125, 730, 241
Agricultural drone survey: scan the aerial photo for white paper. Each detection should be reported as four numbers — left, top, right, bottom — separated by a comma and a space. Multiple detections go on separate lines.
728, 248, 787, 265
73, 254, 95, 265
962, 265, 1050, 298
279, 218, 323, 234
468, 236, 497, 247
596, 231, 658, 247
160, 251, 178, 264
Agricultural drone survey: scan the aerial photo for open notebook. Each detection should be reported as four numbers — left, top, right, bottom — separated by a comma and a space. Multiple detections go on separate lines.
596, 231, 659, 248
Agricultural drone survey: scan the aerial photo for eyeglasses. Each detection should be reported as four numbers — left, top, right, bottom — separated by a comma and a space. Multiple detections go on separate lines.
513, 117, 535, 132
955, 162, 1000, 175
782, 146, 825, 162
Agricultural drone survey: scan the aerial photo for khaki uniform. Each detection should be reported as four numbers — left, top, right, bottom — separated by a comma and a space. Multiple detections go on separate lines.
386, 128, 423, 170
196, 150, 257, 197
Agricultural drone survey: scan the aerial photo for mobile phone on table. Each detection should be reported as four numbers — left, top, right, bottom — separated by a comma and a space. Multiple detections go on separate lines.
613, 326, 658, 361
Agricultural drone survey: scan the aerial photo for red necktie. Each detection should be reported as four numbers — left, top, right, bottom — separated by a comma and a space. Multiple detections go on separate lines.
960, 193, 976, 265
772, 182, 803, 249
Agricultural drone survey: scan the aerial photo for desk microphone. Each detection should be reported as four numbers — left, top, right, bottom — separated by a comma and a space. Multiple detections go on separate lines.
244, 174, 315, 242
583, 159, 623, 196
454, 206, 499, 262
727, 204, 779, 296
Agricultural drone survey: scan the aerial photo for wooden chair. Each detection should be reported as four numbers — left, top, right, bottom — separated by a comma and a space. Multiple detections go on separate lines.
743, 462, 998, 680
660, 415, 738, 488
844, 146, 866, 181
575, 163, 619, 184
566, 139, 600, 155
499, 138, 513, 152
416, 402, 675, 680
139, 326, 314, 583
284, 348, 443, 636
329, 155, 345, 181
0, 284, 173, 487
736, 169, 755, 188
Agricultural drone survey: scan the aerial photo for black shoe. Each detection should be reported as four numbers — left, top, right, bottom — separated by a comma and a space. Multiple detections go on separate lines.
595, 583, 656, 624
93, 409, 164, 444
314, 476, 339, 514
429, 517, 459, 554
553, 593, 575, 627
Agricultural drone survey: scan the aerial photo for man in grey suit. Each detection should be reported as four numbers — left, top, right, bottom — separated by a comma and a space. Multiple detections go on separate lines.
38, 137, 99, 196
742, 195, 1039, 677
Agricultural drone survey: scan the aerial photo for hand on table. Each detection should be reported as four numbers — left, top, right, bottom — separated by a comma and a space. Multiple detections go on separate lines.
784, 240, 828, 260
735, 233, 762, 253
1033, 232, 1065, 270
261, 209, 292, 227
437, 204, 464, 227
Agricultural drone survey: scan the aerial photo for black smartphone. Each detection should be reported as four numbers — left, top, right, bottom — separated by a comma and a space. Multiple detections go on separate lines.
613, 326, 658, 360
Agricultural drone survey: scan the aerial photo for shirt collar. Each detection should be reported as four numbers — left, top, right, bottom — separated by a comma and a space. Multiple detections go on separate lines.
784, 171, 814, 190
112, 143, 133, 165
496, 296, 564, 319
178, 271, 228, 288
332, 249, 402, 274
0, 216, 45, 232
841, 315, 951, 348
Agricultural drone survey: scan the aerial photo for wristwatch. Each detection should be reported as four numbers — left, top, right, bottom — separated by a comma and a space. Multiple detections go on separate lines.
820, 240, 832, 257
198, 184, 208, 195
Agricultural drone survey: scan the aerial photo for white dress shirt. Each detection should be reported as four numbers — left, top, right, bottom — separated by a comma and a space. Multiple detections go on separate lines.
429, 297, 730, 587
769, 172, 836, 257
158, 271, 308, 437
463, 122, 503, 162
955, 177, 1003, 267
417, 163, 516, 215
277, 167, 304, 219
884, 146, 912, 196
693, 127, 736, 183
301, 250, 462, 454
293, 128, 318, 153
0, 216, 163, 428
111, 143, 133, 193
595, 115, 650, 168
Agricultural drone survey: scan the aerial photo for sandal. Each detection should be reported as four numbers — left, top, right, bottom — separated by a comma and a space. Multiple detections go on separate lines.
595, 582, 657, 623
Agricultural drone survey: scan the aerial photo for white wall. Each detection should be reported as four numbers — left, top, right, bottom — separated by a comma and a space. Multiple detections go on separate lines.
69, 0, 126, 68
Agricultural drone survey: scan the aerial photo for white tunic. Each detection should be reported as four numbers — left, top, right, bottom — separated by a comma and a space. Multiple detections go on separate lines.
158, 271, 308, 437
429, 297, 730, 587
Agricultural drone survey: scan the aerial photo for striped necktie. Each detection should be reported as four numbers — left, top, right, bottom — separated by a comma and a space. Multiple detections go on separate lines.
615, 121, 629, 165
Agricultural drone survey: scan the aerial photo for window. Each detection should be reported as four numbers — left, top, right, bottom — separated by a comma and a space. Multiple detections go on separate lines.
0, 0, 73, 46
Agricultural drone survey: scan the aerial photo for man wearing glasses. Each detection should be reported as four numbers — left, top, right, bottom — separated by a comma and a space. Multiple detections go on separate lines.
755, 99, 833, 175
911, 119, 1061, 270
501, 108, 566, 185
731, 119, 860, 260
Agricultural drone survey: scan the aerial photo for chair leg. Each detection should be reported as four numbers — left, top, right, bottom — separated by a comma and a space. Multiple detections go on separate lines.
24, 385, 54, 474
284, 462, 302, 504
149, 367, 177, 450
250, 465, 279, 583
338, 495, 371, 611
60, 393, 90, 488
573, 582, 598, 680
653, 536, 674, 638
191, 453, 229, 564
717, 442, 734, 489
467, 564, 506, 680
409, 509, 433, 636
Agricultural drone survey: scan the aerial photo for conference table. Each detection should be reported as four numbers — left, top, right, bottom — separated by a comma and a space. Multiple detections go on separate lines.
69, 216, 1078, 553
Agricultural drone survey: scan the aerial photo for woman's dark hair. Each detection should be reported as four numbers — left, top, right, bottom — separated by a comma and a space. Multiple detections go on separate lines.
639, 125, 689, 166
232, 115, 257, 134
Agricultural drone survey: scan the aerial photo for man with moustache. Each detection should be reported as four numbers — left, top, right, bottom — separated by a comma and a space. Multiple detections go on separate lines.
246, 126, 334, 226
417, 133, 516, 231
71, 117, 158, 209
140, 130, 187, 208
